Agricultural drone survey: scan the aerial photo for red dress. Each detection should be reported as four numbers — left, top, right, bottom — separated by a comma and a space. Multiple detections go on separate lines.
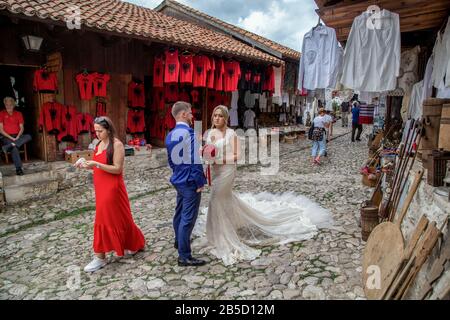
92, 147, 145, 256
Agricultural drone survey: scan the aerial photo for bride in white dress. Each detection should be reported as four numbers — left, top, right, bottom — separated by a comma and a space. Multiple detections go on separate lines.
193, 105, 333, 266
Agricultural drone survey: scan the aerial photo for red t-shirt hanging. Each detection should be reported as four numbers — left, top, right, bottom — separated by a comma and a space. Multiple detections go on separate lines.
127, 109, 145, 134
164, 49, 180, 84
152, 87, 164, 111
77, 113, 94, 135
33, 69, 58, 93
153, 56, 164, 87
193, 55, 211, 88
263, 66, 275, 93
214, 59, 225, 91
191, 90, 200, 104
38, 101, 63, 134
0, 110, 24, 135
164, 84, 179, 103
165, 106, 176, 130
223, 61, 241, 92
179, 54, 194, 84
128, 81, 145, 108
207, 57, 216, 89
92, 73, 110, 97
95, 102, 107, 117
58, 105, 78, 142
75, 73, 95, 100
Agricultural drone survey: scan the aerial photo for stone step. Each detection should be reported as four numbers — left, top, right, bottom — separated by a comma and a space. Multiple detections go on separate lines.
2, 169, 58, 187
3, 178, 59, 204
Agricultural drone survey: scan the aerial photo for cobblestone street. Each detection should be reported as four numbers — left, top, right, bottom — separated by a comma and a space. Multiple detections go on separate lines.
0, 122, 374, 300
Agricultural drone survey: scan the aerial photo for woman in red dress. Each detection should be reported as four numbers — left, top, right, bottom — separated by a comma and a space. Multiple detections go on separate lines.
76, 116, 145, 272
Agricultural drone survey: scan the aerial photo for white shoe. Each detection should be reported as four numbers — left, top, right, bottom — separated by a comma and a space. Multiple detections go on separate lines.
84, 256, 107, 272
124, 249, 137, 257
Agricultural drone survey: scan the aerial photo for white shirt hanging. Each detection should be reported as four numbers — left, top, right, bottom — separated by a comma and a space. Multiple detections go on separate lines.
340, 9, 401, 92
298, 25, 340, 90
230, 91, 239, 110
229, 108, 239, 126
244, 109, 256, 128
259, 93, 268, 111
407, 80, 423, 120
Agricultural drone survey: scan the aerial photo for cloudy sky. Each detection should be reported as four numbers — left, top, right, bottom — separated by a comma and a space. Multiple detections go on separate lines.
126, 0, 320, 52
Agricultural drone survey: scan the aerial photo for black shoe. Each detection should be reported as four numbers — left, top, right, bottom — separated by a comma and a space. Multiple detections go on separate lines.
351, 139, 355, 142
178, 257, 206, 267
356, 138, 361, 141
16, 168, 24, 176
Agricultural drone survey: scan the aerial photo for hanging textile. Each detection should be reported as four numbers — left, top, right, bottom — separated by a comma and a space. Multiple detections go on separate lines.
92, 72, 110, 98
341, 9, 400, 92
298, 25, 341, 90
34, 68, 58, 93
164, 49, 180, 84
128, 80, 145, 108
38, 101, 63, 134
75, 73, 94, 100
153, 55, 165, 87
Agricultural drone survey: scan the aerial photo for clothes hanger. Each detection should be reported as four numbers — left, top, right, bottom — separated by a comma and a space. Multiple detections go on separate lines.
312, 17, 323, 31
82, 68, 89, 76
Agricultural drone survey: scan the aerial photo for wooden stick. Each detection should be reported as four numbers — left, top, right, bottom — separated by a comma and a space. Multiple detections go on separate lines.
395, 169, 424, 227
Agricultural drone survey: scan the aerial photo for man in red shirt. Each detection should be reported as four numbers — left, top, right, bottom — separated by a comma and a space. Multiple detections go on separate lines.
0, 97, 32, 175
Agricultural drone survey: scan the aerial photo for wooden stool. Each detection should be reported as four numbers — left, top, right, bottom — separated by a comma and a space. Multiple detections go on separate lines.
3, 143, 28, 164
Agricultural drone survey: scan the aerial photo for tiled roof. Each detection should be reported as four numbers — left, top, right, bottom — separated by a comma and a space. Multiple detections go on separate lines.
156, 0, 300, 61
0, 0, 282, 64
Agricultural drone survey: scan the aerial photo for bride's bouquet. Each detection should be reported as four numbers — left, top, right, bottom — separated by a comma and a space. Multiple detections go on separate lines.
202, 144, 216, 186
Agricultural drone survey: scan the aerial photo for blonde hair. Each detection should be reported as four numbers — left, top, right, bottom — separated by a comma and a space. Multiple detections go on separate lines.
210, 105, 229, 129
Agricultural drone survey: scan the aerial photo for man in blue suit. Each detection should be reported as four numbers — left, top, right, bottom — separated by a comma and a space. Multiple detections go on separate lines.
165, 101, 207, 267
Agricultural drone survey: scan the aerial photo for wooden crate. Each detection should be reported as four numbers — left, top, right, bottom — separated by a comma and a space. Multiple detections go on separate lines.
65, 150, 93, 164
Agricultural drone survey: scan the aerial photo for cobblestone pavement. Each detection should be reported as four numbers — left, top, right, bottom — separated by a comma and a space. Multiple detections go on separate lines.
0, 121, 374, 300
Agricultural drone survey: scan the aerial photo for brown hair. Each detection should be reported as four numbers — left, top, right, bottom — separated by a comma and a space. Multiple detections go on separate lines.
94, 116, 117, 165
210, 105, 229, 129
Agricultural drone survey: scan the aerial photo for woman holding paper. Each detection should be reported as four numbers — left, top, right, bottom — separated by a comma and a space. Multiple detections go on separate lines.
75, 116, 145, 272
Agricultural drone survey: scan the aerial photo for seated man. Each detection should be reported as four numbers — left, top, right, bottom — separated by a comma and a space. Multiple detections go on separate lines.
0, 97, 32, 175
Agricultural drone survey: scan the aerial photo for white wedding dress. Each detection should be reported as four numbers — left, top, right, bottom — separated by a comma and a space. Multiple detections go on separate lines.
193, 128, 333, 266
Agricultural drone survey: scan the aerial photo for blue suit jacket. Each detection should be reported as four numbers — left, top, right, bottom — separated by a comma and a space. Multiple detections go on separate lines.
165, 123, 207, 189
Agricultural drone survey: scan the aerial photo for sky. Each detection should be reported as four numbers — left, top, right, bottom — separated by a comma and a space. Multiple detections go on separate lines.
126, 0, 320, 52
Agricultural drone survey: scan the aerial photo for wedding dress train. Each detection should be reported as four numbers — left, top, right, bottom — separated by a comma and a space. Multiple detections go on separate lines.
193, 129, 333, 266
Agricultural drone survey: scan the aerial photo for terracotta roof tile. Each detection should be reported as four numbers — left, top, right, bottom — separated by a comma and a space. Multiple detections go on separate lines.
0, 0, 282, 64
157, 0, 300, 60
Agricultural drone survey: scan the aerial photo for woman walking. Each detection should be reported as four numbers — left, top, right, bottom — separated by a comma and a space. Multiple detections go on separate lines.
311, 108, 330, 165
76, 116, 145, 272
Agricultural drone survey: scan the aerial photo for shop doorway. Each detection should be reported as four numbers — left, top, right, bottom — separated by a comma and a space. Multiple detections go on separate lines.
0, 64, 41, 164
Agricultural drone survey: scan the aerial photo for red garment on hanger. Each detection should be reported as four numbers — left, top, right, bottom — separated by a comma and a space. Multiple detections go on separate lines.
92, 73, 110, 97
193, 55, 211, 88
75, 73, 95, 100
153, 55, 164, 87
214, 59, 225, 91
191, 90, 200, 103
178, 90, 191, 103
223, 61, 241, 92
96, 101, 107, 117
128, 81, 145, 108
152, 87, 164, 111
77, 113, 94, 135
58, 105, 78, 142
165, 106, 176, 130
33, 69, 58, 93
164, 84, 179, 103
263, 66, 275, 93
38, 101, 63, 134
127, 109, 145, 133
179, 54, 194, 84
164, 49, 180, 83
207, 57, 216, 89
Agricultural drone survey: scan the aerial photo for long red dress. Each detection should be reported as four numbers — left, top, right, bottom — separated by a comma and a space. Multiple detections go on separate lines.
92, 147, 145, 256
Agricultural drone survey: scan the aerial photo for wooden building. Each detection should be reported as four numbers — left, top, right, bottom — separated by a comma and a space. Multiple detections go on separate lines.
0, 0, 282, 162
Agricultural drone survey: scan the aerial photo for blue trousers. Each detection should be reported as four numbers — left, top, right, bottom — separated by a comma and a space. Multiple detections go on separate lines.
311, 134, 326, 157
0, 134, 32, 169
173, 184, 201, 260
